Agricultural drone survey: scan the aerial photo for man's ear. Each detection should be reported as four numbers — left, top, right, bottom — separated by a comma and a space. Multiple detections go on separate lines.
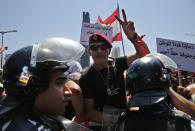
88, 48, 92, 56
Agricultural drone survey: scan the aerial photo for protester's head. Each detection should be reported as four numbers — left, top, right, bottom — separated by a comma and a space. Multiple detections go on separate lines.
89, 32, 112, 48
180, 70, 190, 86
170, 70, 179, 90
88, 33, 112, 64
126, 53, 177, 107
1, 37, 84, 115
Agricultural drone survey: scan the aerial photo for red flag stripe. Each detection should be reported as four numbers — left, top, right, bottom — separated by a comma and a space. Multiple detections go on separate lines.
98, 16, 104, 24
0, 44, 3, 51
0, 49, 5, 55
103, 9, 119, 25
97, 9, 122, 42
95, 16, 104, 24
112, 32, 122, 42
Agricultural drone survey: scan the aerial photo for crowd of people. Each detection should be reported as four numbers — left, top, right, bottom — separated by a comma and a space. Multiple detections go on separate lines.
0, 9, 195, 131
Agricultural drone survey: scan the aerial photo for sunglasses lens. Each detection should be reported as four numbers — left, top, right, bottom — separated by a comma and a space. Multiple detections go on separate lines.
90, 44, 108, 51
90, 45, 98, 51
100, 45, 108, 50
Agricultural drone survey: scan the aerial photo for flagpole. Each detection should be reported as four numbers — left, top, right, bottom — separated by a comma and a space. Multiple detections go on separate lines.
117, 3, 126, 57
0, 30, 18, 68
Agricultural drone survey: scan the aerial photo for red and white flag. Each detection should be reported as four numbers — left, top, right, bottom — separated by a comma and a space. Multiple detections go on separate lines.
95, 16, 103, 24
0, 43, 5, 55
97, 9, 122, 42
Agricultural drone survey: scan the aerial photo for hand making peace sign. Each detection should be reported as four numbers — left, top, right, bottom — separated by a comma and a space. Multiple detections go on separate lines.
115, 9, 136, 40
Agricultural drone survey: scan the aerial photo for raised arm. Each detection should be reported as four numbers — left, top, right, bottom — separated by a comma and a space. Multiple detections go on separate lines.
168, 87, 195, 118
115, 9, 150, 66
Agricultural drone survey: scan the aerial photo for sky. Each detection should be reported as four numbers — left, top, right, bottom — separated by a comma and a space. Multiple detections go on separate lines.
0, 0, 195, 57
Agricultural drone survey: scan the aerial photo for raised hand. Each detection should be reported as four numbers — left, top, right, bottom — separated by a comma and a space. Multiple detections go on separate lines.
115, 9, 135, 40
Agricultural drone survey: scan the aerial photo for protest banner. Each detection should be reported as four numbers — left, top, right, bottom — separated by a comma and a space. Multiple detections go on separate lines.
157, 38, 195, 72
80, 22, 112, 45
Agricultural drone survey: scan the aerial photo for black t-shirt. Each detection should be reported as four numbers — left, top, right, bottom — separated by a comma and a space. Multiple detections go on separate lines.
79, 57, 128, 111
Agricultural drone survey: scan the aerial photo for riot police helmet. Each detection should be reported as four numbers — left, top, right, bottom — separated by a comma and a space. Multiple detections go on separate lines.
126, 53, 177, 107
0, 37, 84, 115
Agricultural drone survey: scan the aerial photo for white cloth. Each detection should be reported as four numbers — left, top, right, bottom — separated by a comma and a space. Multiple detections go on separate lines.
68, 61, 82, 73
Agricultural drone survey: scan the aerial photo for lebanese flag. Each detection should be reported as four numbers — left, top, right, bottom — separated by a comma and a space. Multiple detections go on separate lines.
97, 9, 122, 42
95, 16, 104, 24
0, 43, 4, 55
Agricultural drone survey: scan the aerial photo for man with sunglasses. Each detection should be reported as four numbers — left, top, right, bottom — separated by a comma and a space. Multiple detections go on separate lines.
79, 9, 150, 130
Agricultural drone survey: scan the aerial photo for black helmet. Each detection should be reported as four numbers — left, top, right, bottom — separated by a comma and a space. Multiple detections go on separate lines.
126, 53, 177, 107
0, 37, 84, 115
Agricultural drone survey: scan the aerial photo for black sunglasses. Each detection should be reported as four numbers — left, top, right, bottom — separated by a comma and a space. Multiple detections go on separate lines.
89, 44, 109, 51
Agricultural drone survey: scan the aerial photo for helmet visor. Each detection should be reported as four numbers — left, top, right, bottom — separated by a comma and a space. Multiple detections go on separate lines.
146, 53, 177, 69
30, 37, 85, 67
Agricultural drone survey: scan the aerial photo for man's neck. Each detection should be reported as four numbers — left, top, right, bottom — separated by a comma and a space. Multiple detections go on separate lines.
93, 63, 108, 71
